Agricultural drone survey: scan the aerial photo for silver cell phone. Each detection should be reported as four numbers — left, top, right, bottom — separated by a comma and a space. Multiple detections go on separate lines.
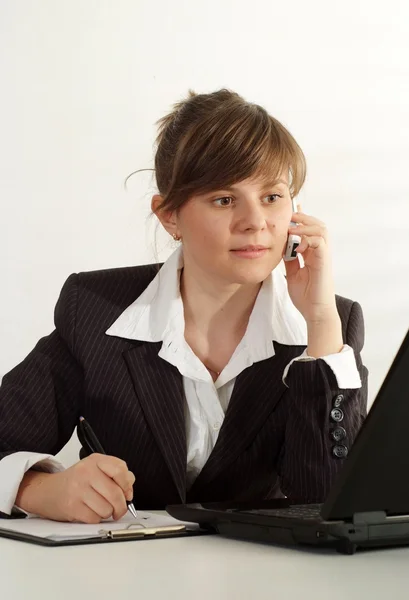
283, 198, 301, 262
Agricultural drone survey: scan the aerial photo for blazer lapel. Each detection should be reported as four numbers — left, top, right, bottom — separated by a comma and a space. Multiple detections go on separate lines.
190, 342, 304, 493
123, 342, 187, 502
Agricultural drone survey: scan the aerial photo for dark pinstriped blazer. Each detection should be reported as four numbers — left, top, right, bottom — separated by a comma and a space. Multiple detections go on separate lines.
0, 264, 368, 509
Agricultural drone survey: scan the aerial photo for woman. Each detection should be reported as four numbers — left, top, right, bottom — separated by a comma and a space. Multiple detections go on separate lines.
0, 89, 368, 524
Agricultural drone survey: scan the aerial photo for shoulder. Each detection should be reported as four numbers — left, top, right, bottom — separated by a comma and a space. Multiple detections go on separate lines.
54, 262, 164, 338
77, 262, 163, 292
335, 294, 365, 352
74, 262, 164, 306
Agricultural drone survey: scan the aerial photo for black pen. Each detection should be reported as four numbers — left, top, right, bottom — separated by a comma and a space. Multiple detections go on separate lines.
78, 416, 138, 519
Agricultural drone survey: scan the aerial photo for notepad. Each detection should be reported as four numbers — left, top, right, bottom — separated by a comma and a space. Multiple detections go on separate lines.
0, 511, 199, 542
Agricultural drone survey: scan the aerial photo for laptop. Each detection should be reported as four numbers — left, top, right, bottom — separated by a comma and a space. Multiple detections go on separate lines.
167, 329, 409, 554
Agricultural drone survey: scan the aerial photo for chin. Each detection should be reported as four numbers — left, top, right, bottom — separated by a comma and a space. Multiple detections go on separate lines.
224, 260, 280, 285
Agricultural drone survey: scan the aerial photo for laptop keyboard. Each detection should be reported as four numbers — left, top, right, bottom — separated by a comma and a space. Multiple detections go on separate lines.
239, 504, 323, 520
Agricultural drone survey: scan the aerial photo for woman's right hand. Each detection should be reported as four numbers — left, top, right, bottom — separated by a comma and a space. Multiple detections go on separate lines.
15, 454, 136, 523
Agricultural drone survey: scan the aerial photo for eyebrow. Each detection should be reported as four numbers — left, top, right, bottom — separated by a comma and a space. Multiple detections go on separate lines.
262, 178, 289, 188
222, 179, 289, 192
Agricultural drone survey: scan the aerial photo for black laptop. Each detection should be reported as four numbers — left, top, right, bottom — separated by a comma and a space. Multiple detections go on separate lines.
167, 329, 409, 554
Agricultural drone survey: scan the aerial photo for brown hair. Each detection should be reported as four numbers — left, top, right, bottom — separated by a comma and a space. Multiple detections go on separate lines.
151, 88, 306, 213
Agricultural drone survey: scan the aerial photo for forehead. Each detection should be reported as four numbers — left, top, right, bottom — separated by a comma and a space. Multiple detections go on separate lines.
223, 173, 289, 191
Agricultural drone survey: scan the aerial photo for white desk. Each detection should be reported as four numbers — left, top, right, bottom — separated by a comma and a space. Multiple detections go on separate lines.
2, 529, 409, 600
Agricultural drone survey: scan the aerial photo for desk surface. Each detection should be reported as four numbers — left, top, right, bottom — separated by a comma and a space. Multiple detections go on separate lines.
2, 528, 409, 600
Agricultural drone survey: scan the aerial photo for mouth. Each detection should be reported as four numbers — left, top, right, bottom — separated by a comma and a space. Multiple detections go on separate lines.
230, 245, 270, 259
231, 245, 269, 251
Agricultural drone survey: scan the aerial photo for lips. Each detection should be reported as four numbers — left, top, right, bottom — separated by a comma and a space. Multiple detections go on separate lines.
230, 246, 270, 259
231, 245, 268, 251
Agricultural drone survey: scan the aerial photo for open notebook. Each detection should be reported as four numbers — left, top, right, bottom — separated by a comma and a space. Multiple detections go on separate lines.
0, 510, 203, 546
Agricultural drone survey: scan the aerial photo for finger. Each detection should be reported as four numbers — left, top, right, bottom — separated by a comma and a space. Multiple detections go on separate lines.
96, 456, 133, 493
289, 224, 328, 241
127, 471, 136, 488
70, 502, 103, 525
125, 472, 136, 501
82, 486, 115, 520
90, 471, 128, 521
290, 212, 326, 228
296, 235, 324, 254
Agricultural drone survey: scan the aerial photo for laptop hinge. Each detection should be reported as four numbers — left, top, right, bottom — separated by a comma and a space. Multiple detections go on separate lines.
352, 511, 387, 525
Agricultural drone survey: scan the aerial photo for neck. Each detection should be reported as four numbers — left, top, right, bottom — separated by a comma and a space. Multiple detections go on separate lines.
180, 264, 262, 339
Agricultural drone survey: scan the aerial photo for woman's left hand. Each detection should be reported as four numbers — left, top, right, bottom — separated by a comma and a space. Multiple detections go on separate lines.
283, 208, 339, 325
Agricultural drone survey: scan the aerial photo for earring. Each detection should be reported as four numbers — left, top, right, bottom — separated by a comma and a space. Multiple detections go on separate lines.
172, 233, 181, 242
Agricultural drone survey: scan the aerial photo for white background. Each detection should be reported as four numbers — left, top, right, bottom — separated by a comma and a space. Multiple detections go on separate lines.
1, 0, 408, 465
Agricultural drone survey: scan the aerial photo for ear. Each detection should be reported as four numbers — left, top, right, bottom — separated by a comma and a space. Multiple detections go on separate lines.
151, 194, 180, 239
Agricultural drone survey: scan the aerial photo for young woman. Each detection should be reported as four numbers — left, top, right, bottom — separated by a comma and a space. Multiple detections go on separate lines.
0, 89, 367, 524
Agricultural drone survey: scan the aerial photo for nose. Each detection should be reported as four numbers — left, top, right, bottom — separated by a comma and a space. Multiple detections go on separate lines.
235, 199, 267, 232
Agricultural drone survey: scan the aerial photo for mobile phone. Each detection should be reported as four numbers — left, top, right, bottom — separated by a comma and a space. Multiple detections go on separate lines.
283, 198, 301, 262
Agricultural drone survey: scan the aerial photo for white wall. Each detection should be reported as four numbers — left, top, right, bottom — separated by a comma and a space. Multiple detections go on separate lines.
1, 0, 408, 466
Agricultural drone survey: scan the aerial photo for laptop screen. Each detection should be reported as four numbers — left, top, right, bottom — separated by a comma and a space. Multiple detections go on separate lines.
322, 329, 409, 520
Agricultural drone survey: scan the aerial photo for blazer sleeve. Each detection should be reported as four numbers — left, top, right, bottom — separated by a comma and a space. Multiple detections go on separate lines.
276, 300, 368, 503
0, 274, 83, 462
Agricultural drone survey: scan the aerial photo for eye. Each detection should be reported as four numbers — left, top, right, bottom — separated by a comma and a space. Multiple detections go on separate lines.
262, 194, 283, 204
213, 196, 234, 207
212, 193, 283, 207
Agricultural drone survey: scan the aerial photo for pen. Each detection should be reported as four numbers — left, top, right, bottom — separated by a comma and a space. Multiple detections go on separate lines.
78, 416, 138, 519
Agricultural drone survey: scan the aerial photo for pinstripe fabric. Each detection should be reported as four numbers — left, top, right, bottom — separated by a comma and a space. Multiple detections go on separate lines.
0, 264, 368, 508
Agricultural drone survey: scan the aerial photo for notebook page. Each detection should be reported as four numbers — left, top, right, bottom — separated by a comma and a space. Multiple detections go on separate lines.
0, 511, 198, 541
